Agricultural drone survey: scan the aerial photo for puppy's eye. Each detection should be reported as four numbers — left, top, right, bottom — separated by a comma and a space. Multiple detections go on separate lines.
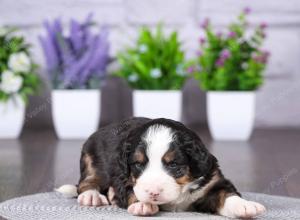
168, 162, 178, 169
133, 162, 144, 169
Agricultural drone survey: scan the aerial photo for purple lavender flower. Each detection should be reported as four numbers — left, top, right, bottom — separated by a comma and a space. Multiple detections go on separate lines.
200, 18, 210, 29
39, 14, 110, 89
243, 7, 251, 15
228, 31, 236, 38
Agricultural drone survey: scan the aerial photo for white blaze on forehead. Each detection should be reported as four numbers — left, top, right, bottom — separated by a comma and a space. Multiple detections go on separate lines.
133, 124, 181, 204
143, 125, 173, 164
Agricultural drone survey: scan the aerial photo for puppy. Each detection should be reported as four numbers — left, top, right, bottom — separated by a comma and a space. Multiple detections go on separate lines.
76, 117, 266, 218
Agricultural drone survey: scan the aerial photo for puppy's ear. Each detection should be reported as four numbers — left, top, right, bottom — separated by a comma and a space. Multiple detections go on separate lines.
184, 137, 218, 178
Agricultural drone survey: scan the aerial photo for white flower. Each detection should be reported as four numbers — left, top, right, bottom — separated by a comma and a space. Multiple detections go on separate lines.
242, 62, 249, 70
139, 44, 148, 53
128, 73, 139, 82
0, 70, 23, 94
176, 64, 186, 76
8, 52, 31, 73
150, 68, 162, 78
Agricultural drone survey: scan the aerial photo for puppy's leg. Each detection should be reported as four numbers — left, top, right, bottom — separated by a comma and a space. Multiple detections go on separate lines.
193, 176, 266, 218
77, 153, 108, 206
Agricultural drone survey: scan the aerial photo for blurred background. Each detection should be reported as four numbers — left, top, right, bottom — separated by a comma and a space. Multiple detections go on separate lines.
0, 0, 299, 205
1, 0, 300, 129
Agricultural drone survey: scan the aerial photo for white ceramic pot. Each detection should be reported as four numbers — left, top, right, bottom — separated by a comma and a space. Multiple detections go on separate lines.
0, 95, 25, 139
207, 91, 255, 141
52, 90, 100, 139
133, 90, 182, 121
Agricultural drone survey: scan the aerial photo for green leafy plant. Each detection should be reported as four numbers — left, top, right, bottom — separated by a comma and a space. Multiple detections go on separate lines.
0, 27, 39, 103
190, 8, 269, 91
115, 25, 188, 90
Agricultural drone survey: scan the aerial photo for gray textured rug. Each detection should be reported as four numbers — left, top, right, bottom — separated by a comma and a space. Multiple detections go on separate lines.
0, 192, 300, 220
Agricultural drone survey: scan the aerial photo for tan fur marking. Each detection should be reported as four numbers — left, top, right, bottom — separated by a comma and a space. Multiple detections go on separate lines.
218, 190, 227, 208
131, 174, 136, 184
133, 150, 145, 163
78, 154, 101, 193
108, 187, 118, 206
202, 171, 221, 195
161, 171, 222, 212
176, 174, 192, 185
128, 193, 138, 206
217, 191, 236, 211
162, 150, 176, 163
84, 154, 96, 177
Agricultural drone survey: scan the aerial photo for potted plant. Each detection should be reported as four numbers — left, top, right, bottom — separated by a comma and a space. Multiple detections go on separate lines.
0, 27, 40, 138
39, 15, 109, 139
190, 8, 269, 140
115, 25, 188, 120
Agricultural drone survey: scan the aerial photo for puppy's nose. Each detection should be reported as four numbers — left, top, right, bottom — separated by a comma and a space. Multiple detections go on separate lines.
149, 192, 160, 197
145, 187, 163, 197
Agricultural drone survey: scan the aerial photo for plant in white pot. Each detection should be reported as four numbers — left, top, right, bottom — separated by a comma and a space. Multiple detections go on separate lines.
115, 25, 188, 120
190, 8, 269, 140
0, 27, 40, 138
39, 15, 109, 139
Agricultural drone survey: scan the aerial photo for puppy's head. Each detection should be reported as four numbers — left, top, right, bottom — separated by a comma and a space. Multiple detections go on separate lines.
124, 119, 216, 205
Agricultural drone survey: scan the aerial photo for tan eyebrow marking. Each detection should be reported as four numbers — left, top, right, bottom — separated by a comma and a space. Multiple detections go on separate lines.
133, 149, 145, 163
162, 150, 176, 163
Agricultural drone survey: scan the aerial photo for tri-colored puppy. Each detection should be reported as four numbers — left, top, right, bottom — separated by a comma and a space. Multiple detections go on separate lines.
76, 117, 266, 218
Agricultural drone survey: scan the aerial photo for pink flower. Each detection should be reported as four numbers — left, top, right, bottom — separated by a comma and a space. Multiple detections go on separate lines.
260, 22, 268, 29
196, 50, 202, 56
216, 31, 223, 38
262, 50, 271, 58
220, 49, 231, 59
199, 37, 206, 45
228, 31, 236, 38
187, 66, 195, 73
253, 50, 270, 64
201, 18, 210, 29
215, 58, 224, 67
260, 32, 266, 38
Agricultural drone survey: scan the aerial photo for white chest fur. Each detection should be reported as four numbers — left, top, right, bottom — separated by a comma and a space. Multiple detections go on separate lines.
160, 187, 205, 211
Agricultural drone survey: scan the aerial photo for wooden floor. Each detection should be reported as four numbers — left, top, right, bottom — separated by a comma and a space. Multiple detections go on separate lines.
0, 127, 299, 203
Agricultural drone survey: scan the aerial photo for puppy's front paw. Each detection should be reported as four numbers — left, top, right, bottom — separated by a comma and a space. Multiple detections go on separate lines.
127, 202, 159, 216
77, 189, 109, 206
219, 196, 266, 219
